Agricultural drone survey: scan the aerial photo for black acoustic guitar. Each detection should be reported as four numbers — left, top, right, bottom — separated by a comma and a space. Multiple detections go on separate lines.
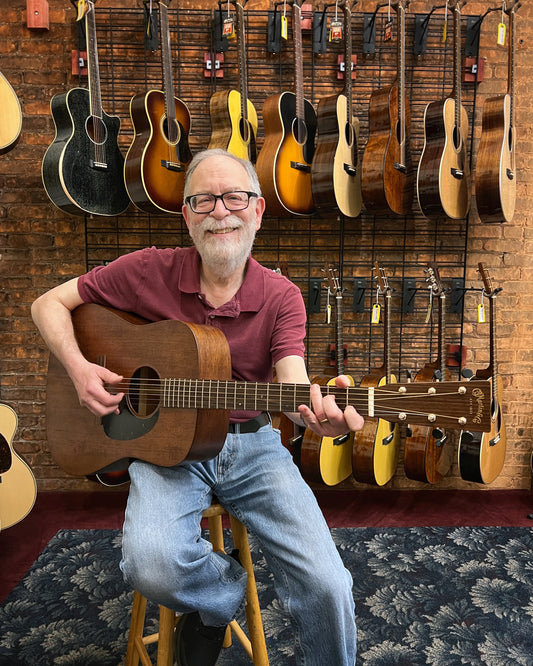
41, 1, 129, 217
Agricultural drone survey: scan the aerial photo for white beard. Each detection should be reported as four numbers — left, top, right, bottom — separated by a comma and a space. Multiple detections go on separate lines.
189, 214, 257, 279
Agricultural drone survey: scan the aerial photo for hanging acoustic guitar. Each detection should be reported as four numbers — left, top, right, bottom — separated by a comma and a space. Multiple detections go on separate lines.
124, 0, 192, 213
208, 0, 258, 162
475, 0, 519, 223
41, 0, 130, 217
417, 0, 471, 220
0, 68, 22, 155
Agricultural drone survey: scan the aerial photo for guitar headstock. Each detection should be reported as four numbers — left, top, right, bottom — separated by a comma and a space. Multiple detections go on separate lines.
425, 262, 443, 296
374, 261, 390, 294
325, 264, 341, 296
477, 262, 498, 297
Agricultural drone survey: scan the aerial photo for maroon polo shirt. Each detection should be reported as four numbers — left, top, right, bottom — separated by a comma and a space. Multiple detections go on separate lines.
78, 246, 306, 421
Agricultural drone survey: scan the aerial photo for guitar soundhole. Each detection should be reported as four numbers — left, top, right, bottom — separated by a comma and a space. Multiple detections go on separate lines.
239, 118, 250, 144
507, 127, 514, 153
0, 434, 12, 474
85, 115, 108, 146
345, 122, 354, 148
292, 117, 308, 146
162, 116, 180, 145
452, 125, 462, 152
128, 366, 160, 418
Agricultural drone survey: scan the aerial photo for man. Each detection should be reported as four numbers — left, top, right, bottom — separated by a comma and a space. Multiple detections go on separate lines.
31, 149, 363, 665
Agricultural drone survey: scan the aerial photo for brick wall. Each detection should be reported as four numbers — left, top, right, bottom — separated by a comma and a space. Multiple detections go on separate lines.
1, 0, 531, 492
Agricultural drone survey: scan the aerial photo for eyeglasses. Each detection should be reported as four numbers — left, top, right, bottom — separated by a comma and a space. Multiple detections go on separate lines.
185, 191, 258, 214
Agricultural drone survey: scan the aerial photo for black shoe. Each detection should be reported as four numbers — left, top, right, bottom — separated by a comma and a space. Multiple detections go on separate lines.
174, 611, 226, 666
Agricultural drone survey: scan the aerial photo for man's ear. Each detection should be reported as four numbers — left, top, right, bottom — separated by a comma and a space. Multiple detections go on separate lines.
255, 196, 266, 230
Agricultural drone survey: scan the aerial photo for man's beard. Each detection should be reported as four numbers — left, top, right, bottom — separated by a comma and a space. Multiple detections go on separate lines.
189, 214, 257, 278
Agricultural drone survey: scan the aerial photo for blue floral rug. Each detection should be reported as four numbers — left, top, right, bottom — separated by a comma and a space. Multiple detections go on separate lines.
1, 526, 532, 665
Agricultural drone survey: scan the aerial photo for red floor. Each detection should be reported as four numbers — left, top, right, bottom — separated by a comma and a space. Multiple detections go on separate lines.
1, 489, 531, 603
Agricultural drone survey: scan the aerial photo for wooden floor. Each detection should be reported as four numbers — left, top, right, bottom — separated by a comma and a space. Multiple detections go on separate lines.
1, 488, 532, 603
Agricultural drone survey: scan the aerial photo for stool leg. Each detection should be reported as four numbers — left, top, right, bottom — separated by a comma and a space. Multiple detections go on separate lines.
125, 591, 147, 666
156, 605, 176, 666
230, 516, 269, 666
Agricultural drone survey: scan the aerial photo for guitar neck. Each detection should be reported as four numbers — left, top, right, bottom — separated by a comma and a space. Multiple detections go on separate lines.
507, 5, 516, 129
236, 2, 249, 124
437, 291, 446, 379
159, 2, 178, 133
383, 289, 392, 381
343, 4, 353, 110
335, 292, 344, 377
488, 294, 498, 398
452, 3, 463, 132
86, 2, 103, 121
397, 1, 407, 164
292, 3, 305, 124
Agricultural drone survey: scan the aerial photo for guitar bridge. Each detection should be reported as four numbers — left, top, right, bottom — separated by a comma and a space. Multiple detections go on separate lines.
333, 433, 350, 446
451, 167, 464, 179
343, 163, 357, 177
161, 160, 185, 172
506, 168, 514, 181
394, 162, 407, 173
290, 161, 310, 173
90, 160, 108, 171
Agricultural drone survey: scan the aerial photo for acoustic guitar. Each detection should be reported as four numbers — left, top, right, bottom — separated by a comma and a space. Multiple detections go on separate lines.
475, 1, 519, 223
0, 69, 22, 155
41, 0, 130, 217
404, 264, 453, 484
124, 0, 192, 214
352, 263, 401, 486
300, 266, 355, 486
458, 263, 506, 484
45, 303, 490, 477
311, 0, 362, 218
208, 0, 258, 162
256, 0, 316, 216
0, 403, 37, 531
361, 0, 413, 216
417, 0, 471, 220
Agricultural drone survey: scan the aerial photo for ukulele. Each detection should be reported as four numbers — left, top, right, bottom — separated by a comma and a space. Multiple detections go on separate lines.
41, 0, 130, 217
361, 0, 413, 216
475, 1, 519, 223
208, 0, 258, 162
0, 69, 22, 155
45, 304, 490, 477
404, 263, 453, 484
124, 0, 192, 214
352, 263, 401, 486
300, 266, 355, 486
311, 0, 362, 218
256, 0, 317, 216
417, 0, 471, 220
458, 263, 506, 484
0, 403, 37, 531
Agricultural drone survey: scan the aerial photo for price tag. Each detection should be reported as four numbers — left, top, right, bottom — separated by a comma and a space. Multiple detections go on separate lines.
383, 20, 393, 42
371, 303, 381, 324
77, 0, 88, 21
223, 16, 235, 38
330, 19, 343, 43
478, 303, 486, 323
281, 14, 288, 40
442, 17, 447, 42
497, 22, 506, 46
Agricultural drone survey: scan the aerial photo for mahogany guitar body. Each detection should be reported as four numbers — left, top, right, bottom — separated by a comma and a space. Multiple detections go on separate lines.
256, 91, 316, 216
475, 93, 516, 223
208, 89, 258, 162
124, 89, 191, 214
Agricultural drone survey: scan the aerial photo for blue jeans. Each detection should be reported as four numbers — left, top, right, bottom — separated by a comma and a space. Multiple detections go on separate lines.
120, 422, 357, 665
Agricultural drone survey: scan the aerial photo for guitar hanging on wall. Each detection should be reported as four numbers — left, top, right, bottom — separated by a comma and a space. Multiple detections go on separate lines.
208, 0, 258, 162
0, 68, 22, 155
475, 0, 519, 223
404, 263, 453, 484
256, 0, 316, 216
361, 0, 413, 216
311, 0, 362, 218
352, 263, 401, 486
124, 0, 192, 214
458, 263, 506, 484
417, 0, 471, 220
300, 266, 355, 486
41, 0, 130, 217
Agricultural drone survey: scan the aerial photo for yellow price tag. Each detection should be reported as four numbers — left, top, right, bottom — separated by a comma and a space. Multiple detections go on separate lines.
478, 303, 486, 323
497, 22, 506, 46
281, 15, 288, 40
371, 303, 381, 324
77, 0, 88, 21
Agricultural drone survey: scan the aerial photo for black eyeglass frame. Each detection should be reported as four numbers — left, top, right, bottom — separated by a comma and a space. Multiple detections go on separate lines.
184, 191, 259, 214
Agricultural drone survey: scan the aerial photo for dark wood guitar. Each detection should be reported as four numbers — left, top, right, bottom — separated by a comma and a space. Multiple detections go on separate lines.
208, 0, 258, 162
352, 263, 401, 486
475, 1, 519, 223
0, 69, 22, 155
256, 0, 316, 216
124, 0, 192, 214
301, 266, 355, 486
45, 304, 490, 477
41, 1, 130, 217
458, 263, 506, 484
404, 263, 453, 484
417, 0, 471, 220
311, 0, 362, 218
0, 403, 37, 531
361, 0, 413, 216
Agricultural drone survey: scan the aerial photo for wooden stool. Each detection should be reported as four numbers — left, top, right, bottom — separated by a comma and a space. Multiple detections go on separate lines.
125, 502, 269, 666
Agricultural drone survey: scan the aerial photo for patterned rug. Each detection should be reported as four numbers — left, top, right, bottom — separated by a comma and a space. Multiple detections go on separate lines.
0, 526, 532, 665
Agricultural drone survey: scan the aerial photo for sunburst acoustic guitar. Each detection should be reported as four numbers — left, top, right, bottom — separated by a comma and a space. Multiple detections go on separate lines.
361, 0, 413, 216
417, 0, 471, 220
458, 263, 506, 484
352, 263, 401, 486
311, 0, 362, 218
0, 68, 22, 155
208, 0, 258, 162
256, 0, 316, 216
124, 0, 192, 213
475, 0, 519, 223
